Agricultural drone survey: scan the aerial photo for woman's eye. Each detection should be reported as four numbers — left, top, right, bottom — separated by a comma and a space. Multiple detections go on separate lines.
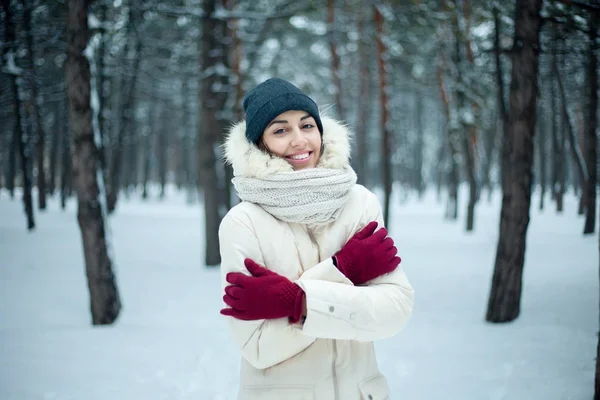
303, 123, 314, 129
274, 128, 286, 134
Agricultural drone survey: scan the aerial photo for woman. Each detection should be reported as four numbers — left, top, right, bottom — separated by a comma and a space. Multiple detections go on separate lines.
219, 78, 414, 400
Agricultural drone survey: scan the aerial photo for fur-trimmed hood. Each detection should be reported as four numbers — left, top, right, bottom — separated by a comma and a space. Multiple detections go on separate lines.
223, 116, 352, 178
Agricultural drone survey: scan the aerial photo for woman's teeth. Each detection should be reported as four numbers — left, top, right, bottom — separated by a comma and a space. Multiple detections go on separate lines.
289, 153, 309, 160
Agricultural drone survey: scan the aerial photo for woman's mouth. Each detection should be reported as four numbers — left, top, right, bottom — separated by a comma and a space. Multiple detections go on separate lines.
285, 151, 313, 164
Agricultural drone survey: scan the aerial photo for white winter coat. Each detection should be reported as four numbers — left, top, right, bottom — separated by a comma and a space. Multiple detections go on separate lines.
219, 117, 414, 400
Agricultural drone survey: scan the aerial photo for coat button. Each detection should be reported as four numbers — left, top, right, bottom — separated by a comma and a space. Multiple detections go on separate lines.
329, 306, 335, 312
368, 395, 373, 400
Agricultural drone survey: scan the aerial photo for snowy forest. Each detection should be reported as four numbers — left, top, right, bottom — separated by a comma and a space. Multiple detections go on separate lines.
1, 0, 599, 399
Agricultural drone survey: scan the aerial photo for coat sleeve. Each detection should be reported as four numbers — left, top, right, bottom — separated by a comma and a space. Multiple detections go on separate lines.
219, 211, 317, 370
295, 190, 415, 342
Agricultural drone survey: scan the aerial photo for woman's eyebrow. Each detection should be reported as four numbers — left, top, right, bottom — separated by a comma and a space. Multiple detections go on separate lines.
300, 114, 312, 120
267, 119, 288, 127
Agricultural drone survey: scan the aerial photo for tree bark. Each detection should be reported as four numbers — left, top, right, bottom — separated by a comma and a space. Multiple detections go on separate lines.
454, 12, 477, 231
2, 0, 35, 229
97, 0, 108, 182
414, 91, 425, 198
178, 79, 192, 192
583, 10, 597, 235
553, 51, 588, 215
142, 94, 157, 200
328, 0, 344, 120
481, 117, 496, 202
374, 4, 391, 227
596, 160, 600, 400
198, 0, 228, 266
493, 6, 509, 193
224, 0, 242, 210
48, 101, 61, 195
551, 28, 565, 212
106, 5, 141, 213
158, 107, 168, 199
66, 0, 121, 325
60, 98, 72, 210
355, 1, 370, 186
22, 0, 48, 210
486, 0, 542, 323
6, 121, 17, 198
435, 126, 446, 203
537, 102, 547, 210
436, 58, 459, 220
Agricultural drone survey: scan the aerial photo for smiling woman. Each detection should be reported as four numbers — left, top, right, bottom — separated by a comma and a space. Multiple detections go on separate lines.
260, 110, 322, 170
219, 78, 414, 400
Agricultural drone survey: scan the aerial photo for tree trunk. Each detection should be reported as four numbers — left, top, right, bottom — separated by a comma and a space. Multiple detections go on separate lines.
179, 79, 192, 192
224, 0, 242, 210
125, 127, 139, 194
48, 100, 63, 195
106, 6, 141, 213
142, 96, 157, 200
493, 6, 509, 193
6, 115, 18, 199
537, 102, 547, 210
481, 118, 495, 203
553, 50, 588, 215
2, 0, 35, 229
595, 167, 600, 400
447, 143, 459, 220
22, 0, 48, 210
458, 0, 478, 230
141, 129, 152, 200
18, 106, 35, 229
414, 91, 425, 198
550, 28, 565, 212
60, 98, 72, 210
198, 0, 227, 267
463, 124, 477, 231
158, 107, 168, 200
436, 59, 459, 220
328, 0, 344, 120
583, 11, 597, 235
65, 0, 121, 325
435, 127, 446, 203
374, 4, 391, 227
355, 1, 370, 186
97, 0, 108, 182
486, 0, 542, 323
454, 15, 477, 231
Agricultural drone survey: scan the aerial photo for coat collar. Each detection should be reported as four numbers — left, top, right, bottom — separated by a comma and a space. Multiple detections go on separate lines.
223, 116, 352, 178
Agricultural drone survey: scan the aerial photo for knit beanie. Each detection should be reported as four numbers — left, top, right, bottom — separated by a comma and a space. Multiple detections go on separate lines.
242, 78, 324, 144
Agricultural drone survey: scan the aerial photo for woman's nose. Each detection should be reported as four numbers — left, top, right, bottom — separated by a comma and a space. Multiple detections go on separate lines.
290, 128, 308, 147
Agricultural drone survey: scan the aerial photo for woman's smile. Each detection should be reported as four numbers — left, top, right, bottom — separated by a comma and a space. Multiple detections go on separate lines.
285, 151, 314, 165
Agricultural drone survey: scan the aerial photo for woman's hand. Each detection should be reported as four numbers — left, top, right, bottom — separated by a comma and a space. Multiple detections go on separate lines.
221, 259, 305, 322
333, 221, 401, 285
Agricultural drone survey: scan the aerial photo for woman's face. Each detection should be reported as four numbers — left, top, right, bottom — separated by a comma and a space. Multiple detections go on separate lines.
261, 110, 322, 170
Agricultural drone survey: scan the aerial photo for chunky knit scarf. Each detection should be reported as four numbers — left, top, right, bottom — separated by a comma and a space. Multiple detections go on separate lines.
232, 166, 357, 225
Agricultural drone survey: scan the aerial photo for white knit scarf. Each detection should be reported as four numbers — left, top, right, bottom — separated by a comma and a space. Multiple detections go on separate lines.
232, 166, 357, 225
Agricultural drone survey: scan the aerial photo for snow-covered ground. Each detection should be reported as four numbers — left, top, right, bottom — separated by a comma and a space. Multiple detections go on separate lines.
0, 187, 596, 400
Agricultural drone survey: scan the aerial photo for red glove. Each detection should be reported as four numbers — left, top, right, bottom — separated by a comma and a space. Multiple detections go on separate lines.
333, 221, 401, 285
221, 259, 305, 323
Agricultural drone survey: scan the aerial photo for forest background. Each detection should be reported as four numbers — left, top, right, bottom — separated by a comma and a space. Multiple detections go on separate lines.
0, 0, 599, 397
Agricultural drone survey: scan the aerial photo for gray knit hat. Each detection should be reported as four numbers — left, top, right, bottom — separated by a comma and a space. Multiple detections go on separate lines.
242, 78, 324, 144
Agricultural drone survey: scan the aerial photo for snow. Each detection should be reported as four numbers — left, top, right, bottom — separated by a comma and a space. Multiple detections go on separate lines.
0, 186, 596, 399
472, 21, 493, 39
88, 13, 102, 30
2, 51, 24, 75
